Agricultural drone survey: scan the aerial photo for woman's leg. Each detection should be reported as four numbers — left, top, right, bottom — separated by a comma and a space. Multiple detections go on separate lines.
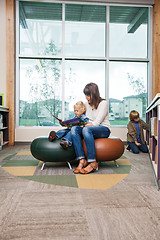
82, 126, 110, 162
128, 142, 140, 154
71, 126, 88, 174
70, 126, 85, 160
80, 126, 110, 174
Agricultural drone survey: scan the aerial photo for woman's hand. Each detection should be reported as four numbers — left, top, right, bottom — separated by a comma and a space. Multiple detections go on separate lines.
85, 122, 93, 127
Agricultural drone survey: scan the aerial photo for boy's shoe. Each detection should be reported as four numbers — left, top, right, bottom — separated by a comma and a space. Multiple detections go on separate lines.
48, 131, 57, 142
60, 140, 69, 149
126, 145, 131, 151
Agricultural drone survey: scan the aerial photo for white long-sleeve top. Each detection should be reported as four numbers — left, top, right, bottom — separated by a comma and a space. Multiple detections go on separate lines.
85, 100, 111, 131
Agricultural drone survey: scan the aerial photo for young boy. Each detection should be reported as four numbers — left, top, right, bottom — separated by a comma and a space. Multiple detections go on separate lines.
48, 101, 89, 149
127, 110, 149, 154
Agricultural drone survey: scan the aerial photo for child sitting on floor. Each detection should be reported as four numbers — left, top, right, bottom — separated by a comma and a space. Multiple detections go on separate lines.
127, 110, 149, 154
48, 101, 89, 149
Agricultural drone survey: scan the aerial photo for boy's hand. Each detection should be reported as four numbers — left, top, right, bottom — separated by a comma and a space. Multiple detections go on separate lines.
135, 141, 141, 146
59, 120, 65, 127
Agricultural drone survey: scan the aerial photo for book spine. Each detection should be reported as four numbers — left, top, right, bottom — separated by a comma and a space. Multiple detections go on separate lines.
0, 114, 3, 128
150, 117, 157, 137
0, 131, 3, 150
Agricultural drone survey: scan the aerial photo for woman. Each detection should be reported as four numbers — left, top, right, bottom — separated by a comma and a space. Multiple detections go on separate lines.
71, 83, 111, 174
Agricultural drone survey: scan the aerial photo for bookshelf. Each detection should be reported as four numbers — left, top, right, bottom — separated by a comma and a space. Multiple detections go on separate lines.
0, 106, 9, 150
146, 93, 160, 189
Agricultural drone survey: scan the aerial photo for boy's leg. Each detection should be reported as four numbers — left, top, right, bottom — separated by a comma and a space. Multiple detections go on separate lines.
48, 131, 57, 142
128, 142, 140, 154
49, 128, 70, 142
62, 131, 72, 144
56, 128, 70, 139
60, 131, 72, 149
139, 143, 149, 153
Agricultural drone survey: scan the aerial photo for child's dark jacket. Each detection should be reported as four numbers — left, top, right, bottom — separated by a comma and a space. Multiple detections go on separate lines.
127, 119, 149, 144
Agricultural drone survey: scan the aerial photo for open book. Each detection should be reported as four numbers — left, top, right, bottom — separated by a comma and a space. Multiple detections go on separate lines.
52, 114, 87, 127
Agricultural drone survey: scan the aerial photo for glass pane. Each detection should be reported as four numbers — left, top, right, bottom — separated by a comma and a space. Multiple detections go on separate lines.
109, 6, 148, 58
19, 59, 62, 126
19, 2, 62, 55
109, 62, 147, 125
65, 4, 106, 57
65, 60, 106, 119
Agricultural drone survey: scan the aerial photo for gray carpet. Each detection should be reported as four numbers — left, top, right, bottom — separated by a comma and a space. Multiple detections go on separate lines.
0, 145, 160, 240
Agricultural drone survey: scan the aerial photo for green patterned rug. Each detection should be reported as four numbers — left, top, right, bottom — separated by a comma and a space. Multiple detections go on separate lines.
1, 150, 131, 190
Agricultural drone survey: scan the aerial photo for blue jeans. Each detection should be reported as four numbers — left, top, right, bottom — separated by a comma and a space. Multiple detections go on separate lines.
71, 126, 111, 162
128, 141, 148, 154
56, 128, 72, 145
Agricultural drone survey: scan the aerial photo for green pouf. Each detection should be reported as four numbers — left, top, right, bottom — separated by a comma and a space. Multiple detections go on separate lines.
30, 137, 76, 163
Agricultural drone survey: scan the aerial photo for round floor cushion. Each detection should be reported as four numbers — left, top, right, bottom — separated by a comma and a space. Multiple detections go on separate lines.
30, 137, 76, 162
31, 136, 124, 163
82, 137, 124, 162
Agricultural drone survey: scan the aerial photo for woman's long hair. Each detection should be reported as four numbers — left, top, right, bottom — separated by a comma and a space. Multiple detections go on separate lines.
83, 83, 104, 109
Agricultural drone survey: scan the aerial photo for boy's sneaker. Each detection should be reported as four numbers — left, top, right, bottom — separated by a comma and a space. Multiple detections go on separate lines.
60, 140, 69, 149
126, 145, 131, 151
48, 131, 57, 142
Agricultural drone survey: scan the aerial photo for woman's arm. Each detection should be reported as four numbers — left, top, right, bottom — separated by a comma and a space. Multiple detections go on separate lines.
92, 100, 108, 126
85, 122, 93, 126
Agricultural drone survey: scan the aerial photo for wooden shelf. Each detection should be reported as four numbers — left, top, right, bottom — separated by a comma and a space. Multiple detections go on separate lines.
3, 141, 9, 146
0, 127, 8, 130
0, 106, 9, 112
0, 106, 9, 150
154, 136, 158, 141
146, 94, 160, 189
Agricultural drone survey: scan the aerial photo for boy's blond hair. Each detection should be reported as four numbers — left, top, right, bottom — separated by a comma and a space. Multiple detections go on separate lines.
129, 110, 139, 121
74, 101, 86, 114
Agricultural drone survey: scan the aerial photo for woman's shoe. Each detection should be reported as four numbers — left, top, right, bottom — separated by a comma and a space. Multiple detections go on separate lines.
73, 159, 88, 174
80, 161, 98, 174
48, 131, 57, 142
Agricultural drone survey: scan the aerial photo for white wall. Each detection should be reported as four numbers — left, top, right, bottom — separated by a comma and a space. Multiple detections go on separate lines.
0, 0, 6, 106
15, 126, 128, 142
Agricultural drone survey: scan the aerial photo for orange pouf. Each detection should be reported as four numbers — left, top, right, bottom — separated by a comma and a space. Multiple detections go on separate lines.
82, 137, 124, 162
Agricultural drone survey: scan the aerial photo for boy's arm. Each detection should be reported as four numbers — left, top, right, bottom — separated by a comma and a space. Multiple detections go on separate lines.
141, 119, 150, 130
62, 116, 87, 127
127, 122, 137, 141
79, 114, 89, 125
80, 116, 89, 123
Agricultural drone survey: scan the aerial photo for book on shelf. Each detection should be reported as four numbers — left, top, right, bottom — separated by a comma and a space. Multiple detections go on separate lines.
0, 114, 3, 128
150, 117, 157, 137
52, 114, 87, 127
0, 131, 3, 146
0, 93, 4, 106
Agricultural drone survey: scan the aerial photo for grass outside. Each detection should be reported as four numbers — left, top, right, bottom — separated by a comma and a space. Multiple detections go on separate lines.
110, 120, 128, 126
20, 118, 128, 126
19, 119, 59, 126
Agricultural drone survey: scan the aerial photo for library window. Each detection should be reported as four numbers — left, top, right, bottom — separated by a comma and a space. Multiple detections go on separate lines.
17, 1, 151, 126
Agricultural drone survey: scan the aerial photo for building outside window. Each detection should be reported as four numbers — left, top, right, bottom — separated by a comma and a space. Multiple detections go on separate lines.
17, 1, 152, 127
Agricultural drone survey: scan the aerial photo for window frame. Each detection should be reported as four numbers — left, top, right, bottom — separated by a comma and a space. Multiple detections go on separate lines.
16, 0, 153, 128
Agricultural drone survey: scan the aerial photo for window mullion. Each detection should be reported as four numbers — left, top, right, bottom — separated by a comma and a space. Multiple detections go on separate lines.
62, 3, 65, 120
106, 6, 109, 101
